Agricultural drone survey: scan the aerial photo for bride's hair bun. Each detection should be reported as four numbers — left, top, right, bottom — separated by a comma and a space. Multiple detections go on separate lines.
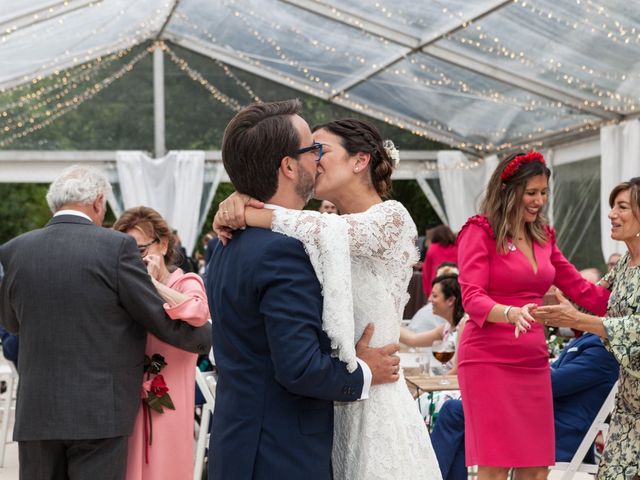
312, 118, 394, 197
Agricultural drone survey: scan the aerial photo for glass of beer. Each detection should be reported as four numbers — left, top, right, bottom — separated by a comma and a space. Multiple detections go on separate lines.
431, 340, 455, 385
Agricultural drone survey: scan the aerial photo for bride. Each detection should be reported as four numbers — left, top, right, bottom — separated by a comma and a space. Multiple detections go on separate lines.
214, 118, 442, 480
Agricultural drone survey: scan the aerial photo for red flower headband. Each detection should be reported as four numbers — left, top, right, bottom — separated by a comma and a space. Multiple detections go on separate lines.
500, 151, 546, 182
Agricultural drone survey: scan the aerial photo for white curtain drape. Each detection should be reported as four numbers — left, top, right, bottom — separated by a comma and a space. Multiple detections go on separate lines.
600, 120, 640, 261
437, 151, 498, 232
116, 150, 205, 254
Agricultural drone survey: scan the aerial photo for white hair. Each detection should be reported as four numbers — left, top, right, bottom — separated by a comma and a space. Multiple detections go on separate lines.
46, 165, 112, 213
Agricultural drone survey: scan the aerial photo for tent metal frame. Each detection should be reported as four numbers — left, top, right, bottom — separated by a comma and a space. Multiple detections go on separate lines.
1, 0, 635, 155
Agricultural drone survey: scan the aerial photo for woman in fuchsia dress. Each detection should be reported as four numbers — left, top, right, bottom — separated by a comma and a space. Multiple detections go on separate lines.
456, 151, 609, 480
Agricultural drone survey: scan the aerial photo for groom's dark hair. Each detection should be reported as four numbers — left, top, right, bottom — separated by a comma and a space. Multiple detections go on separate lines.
222, 99, 302, 201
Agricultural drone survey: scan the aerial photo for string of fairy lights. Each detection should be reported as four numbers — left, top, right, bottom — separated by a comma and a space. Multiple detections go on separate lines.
170, 0, 636, 152
0, 1, 172, 87
171, 9, 464, 147
0, 0, 637, 154
0, 48, 152, 148
162, 42, 261, 110
0, 39, 262, 147
446, 0, 639, 112
0, 48, 136, 135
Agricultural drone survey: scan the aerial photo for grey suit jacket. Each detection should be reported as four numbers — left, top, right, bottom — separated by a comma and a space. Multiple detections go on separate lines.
0, 215, 211, 441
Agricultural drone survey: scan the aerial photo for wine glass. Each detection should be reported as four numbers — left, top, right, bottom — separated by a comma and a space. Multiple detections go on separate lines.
431, 339, 455, 385
416, 347, 431, 376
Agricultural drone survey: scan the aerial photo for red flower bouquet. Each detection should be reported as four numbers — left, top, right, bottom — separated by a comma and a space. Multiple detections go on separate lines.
141, 353, 175, 462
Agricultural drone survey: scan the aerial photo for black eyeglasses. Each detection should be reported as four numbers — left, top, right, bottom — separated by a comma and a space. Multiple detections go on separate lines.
137, 239, 159, 257
293, 142, 323, 162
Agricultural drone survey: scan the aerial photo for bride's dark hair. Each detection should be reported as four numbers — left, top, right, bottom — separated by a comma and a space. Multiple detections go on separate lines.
312, 118, 393, 197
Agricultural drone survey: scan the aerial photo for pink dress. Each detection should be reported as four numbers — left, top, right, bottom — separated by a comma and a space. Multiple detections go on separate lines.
422, 242, 458, 296
126, 269, 210, 480
457, 216, 608, 467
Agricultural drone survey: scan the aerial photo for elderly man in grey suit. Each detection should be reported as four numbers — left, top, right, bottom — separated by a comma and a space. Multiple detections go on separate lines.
0, 165, 211, 480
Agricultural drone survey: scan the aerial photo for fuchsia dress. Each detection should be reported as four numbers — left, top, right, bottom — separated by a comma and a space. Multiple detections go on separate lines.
126, 269, 210, 480
457, 216, 609, 467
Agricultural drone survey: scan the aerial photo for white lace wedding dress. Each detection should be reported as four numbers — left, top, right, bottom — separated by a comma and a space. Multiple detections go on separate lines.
272, 200, 442, 480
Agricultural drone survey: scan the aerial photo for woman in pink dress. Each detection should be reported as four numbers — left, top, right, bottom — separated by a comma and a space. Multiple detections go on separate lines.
114, 207, 210, 480
422, 225, 458, 296
457, 151, 609, 480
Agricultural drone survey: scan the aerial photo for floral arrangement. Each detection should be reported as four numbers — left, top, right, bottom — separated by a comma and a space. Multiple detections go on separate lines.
383, 139, 400, 167
500, 151, 545, 182
141, 353, 175, 463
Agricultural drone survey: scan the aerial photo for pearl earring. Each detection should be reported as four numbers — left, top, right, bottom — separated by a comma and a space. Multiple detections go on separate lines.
636, 231, 640, 237
354, 167, 359, 172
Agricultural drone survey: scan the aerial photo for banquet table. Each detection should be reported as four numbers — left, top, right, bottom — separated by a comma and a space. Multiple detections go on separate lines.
405, 374, 459, 396
404, 374, 459, 431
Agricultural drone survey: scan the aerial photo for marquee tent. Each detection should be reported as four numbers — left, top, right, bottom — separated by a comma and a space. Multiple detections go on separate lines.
0, 0, 639, 258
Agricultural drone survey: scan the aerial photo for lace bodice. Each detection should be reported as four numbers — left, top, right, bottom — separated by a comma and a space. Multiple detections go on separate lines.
272, 200, 418, 371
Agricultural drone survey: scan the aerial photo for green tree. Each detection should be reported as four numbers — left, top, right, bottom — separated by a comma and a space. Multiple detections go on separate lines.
0, 184, 51, 243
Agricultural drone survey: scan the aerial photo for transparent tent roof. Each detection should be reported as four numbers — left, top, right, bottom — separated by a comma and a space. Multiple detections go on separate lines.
1, 0, 639, 155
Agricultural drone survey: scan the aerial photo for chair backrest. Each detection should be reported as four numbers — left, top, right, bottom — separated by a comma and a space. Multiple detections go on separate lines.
550, 380, 619, 480
195, 369, 216, 407
194, 367, 217, 480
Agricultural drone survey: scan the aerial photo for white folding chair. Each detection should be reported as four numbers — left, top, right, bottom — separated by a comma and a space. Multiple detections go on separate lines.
0, 362, 18, 468
550, 380, 619, 480
193, 368, 216, 480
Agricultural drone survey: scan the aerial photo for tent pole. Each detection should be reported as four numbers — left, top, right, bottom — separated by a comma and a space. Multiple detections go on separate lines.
153, 44, 166, 158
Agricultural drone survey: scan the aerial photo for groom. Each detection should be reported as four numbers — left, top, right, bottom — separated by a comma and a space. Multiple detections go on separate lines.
207, 100, 401, 479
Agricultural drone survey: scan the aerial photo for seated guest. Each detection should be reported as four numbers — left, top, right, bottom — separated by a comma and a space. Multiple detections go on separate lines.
0, 326, 18, 368
113, 207, 211, 480
401, 274, 465, 374
406, 303, 446, 334
407, 262, 458, 333
431, 332, 619, 480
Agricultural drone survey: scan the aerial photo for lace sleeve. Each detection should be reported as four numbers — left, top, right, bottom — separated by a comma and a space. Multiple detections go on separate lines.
342, 200, 419, 267
272, 209, 357, 372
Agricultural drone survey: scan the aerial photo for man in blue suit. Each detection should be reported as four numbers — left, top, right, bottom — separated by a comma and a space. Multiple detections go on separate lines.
207, 100, 401, 479
431, 332, 619, 480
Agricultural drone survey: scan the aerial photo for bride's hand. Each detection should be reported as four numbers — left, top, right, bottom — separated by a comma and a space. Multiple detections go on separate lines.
213, 193, 264, 244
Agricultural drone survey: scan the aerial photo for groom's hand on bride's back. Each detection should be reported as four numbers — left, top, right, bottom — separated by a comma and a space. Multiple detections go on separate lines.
356, 323, 401, 385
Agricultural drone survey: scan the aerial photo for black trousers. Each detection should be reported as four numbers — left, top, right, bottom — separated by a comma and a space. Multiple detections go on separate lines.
19, 436, 128, 480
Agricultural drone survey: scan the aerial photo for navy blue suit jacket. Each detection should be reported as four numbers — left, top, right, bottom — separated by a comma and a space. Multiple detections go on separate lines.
207, 228, 364, 480
551, 333, 619, 463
